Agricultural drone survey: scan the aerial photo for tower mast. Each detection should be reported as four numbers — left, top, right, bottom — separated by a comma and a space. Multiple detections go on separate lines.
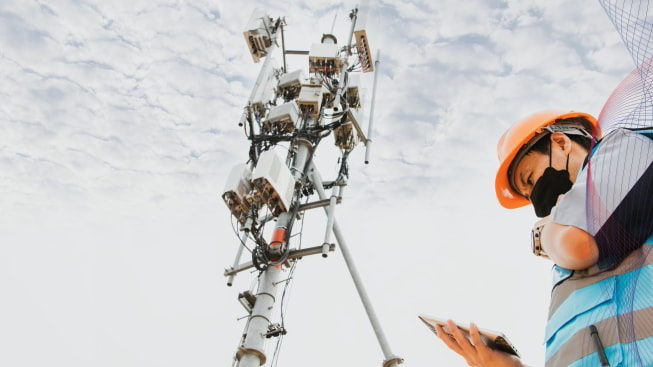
222, 4, 402, 366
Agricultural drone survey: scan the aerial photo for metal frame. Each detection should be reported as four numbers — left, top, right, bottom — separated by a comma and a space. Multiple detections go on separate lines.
225, 4, 401, 367
310, 165, 402, 367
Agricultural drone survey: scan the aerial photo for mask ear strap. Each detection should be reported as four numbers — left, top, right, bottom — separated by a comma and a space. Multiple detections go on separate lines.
549, 139, 553, 167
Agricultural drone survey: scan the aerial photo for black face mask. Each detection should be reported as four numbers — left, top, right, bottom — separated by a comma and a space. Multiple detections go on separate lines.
530, 148, 573, 218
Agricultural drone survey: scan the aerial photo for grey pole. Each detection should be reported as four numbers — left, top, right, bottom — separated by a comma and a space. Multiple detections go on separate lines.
333, 5, 358, 110
321, 186, 339, 257
365, 49, 380, 164
309, 165, 403, 367
280, 23, 287, 73
227, 231, 249, 287
248, 44, 277, 104
234, 40, 282, 366
346, 6, 358, 56
236, 131, 314, 367
237, 265, 283, 367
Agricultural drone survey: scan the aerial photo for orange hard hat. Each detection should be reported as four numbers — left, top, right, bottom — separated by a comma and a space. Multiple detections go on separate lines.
495, 110, 600, 209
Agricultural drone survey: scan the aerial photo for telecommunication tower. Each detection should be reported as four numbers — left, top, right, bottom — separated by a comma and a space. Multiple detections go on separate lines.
222, 3, 403, 366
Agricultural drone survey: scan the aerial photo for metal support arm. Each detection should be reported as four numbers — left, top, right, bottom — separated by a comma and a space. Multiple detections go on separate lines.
365, 49, 380, 164
224, 244, 336, 277
309, 164, 403, 367
321, 187, 339, 257
226, 231, 249, 286
298, 197, 342, 212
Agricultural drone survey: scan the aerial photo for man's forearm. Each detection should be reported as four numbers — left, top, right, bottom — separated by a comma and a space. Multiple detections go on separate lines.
542, 221, 599, 269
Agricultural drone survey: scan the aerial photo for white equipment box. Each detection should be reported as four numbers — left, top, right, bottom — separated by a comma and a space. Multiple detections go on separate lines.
278, 69, 306, 90
243, 9, 275, 63
222, 163, 253, 223
309, 43, 340, 74
252, 150, 295, 213
297, 84, 323, 118
264, 101, 300, 133
277, 69, 306, 100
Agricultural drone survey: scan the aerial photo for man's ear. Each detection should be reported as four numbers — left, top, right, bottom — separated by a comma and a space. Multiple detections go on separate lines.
550, 131, 572, 154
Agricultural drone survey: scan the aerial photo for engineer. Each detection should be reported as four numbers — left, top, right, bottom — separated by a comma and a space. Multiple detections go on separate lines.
435, 111, 653, 367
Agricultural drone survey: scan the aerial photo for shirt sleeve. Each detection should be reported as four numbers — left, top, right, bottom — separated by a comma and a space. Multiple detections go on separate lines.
550, 129, 653, 264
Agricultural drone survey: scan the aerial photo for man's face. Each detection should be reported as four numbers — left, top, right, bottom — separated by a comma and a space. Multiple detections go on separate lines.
513, 150, 549, 201
513, 132, 572, 200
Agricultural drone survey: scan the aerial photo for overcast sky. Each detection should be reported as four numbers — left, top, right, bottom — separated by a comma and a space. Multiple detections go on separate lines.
0, 0, 638, 366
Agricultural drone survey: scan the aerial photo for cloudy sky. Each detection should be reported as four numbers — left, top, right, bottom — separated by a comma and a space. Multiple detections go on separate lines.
0, 0, 638, 366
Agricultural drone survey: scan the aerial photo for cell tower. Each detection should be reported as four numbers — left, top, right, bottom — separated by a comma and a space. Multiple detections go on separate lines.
222, 2, 403, 366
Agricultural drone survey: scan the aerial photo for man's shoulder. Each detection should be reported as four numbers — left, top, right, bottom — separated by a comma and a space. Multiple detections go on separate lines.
600, 127, 653, 146
589, 128, 653, 166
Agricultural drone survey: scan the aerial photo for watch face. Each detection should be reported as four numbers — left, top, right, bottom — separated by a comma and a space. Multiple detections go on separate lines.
531, 228, 543, 257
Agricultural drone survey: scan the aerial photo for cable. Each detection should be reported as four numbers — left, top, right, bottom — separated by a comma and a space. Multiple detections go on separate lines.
282, 140, 316, 242
265, 113, 316, 268
279, 198, 306, 326
256, 205, 270, 241
252, 109, 323, 269
271, 335, 283, 367
251, 245, 268, 271
270, 197, 306, 367
231, 215, 253, 254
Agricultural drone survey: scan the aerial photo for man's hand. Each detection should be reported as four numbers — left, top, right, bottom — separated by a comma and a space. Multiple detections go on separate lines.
435, 320, 523, 367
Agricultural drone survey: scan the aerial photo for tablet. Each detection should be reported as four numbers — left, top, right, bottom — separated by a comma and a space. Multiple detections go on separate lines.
418, 314, 520, 357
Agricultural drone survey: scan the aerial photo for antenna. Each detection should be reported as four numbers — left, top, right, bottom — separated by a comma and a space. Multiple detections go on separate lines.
223, 4, 402, 367
330, 9, 338, 34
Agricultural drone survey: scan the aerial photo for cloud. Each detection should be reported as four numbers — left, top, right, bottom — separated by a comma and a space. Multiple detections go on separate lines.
0, 0, 261, 208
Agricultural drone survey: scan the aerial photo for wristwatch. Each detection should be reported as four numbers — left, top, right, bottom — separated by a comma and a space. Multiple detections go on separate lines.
531, 223, 550, 259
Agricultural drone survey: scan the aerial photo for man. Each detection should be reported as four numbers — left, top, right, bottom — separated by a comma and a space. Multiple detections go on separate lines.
436, 111, 653, 366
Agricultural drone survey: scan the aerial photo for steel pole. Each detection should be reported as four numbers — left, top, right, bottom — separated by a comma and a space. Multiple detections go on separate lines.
227, 231, 249, 287
321, 186, 339, 257
347, 7, 358, 56
236, 134, 313, 367
309, 165, 403, 367
333, 6, 358, 110
365, 49, 380, 164
247, 44, 277, 104
237, 266, 282, 367
280, 23, 287, 73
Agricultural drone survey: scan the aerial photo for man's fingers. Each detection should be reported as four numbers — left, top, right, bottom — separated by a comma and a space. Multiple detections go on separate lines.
435, 325, 464, 356
470, 323, 490, 360
448, 320, 478, 359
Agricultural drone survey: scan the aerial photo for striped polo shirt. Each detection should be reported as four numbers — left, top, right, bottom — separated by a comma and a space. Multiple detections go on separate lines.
545, 128, 653, 366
